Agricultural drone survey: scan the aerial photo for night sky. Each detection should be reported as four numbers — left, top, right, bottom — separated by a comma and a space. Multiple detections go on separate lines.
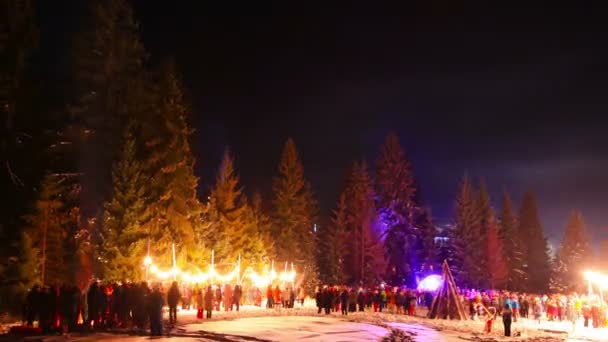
40, 3, 608, 249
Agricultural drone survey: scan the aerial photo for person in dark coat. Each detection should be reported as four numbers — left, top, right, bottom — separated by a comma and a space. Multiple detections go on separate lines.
502, 303, 513, 337
132, 282, 148, 332
340, 289, 349, 315
323, 288, 332, 314
315, 288, 323, 314
204, 286, 214, 319
60, 285, 74, 333
167, 281, 180, 324
25, 285, 40, 327
233, 285, 242, 311
214, 286, 222, 311
357, 289, 365, 312
147, 284, 164, 336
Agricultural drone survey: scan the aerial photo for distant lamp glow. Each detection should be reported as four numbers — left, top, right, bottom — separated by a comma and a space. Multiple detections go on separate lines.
144, 256, 152, 266
417, 274, 443, 292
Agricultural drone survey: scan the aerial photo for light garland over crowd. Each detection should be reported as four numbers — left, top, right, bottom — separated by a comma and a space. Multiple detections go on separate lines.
143, 244, 296, 287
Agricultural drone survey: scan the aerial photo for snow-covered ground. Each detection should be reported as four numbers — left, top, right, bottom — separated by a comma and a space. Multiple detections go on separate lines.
3, 305, 608, 341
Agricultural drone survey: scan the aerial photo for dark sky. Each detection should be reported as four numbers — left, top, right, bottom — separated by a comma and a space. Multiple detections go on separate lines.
53, 3, 608, 249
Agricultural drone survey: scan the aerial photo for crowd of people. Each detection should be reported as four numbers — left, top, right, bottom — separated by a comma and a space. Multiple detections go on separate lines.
313, 285, 427, 316
19, 280, 608, 337
22, 281, 257, 336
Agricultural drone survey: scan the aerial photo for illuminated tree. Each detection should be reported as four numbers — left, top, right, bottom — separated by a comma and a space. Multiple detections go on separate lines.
486, 209, 507, 288
518, 192, 551, 292
206, 150, 269, 270
272, 138, 319, 290
375, 132, 417, 285
145, 66, 201, 268
100, 125, 150, 280
24, 174, 71, 286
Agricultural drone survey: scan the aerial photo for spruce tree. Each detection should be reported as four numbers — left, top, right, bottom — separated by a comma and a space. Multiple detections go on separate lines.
518, 192, 551, 292
343, 160, 386, 285
474, 180, 491, 289
554, 210, 593, 292
375, 132, 417, 285
146, 66, 201, 268
69, 0, 148, 219
0, 1, 40, 312
486, 209, 507, 289
450, 175, 481, 288
499, 191, 525, 290
24, 174, 71, 286
318, 192, 348, 285
100, 125, 150, 280
0, 231, 37, 314
272, 138, 318, 290
207, 150, 268, 270
413, 207, 438, 275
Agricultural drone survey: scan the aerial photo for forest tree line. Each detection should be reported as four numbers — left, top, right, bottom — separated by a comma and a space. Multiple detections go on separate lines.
0, 0, 600, 314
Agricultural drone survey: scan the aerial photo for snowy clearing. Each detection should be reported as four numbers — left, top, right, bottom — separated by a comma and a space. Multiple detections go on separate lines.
3, 305, 608, 341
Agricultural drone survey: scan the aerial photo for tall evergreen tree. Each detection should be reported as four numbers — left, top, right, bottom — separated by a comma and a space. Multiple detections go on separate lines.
0, 1, 40, 313
413, 207, 438, 275
272, 138, 318, 290
24, 174, 72, 286
343, 160, 386, 285
69, 0, 148, 220
499, 191, 525, 290
474, 180, 491, 289
318, 192, 348, 285
449, 175, 481, 288
146, 66, 201, 268
375, 133, 417, 285
553, 210, 593, 292
100, 125, 150, 280
206, 150, 268, 270
486, 209, 507, 289
518, 192, 551, 292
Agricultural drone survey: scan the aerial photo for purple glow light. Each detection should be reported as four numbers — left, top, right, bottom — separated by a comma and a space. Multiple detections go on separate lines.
417, 274, 443, 292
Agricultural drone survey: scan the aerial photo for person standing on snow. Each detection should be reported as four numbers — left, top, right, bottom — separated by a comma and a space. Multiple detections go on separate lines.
167, 281, 180, 324
340, 289, 349, 316
204, 286, 214, 319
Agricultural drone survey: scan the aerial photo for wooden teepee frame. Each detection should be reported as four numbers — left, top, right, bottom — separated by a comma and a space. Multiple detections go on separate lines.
427, 260, 468, 320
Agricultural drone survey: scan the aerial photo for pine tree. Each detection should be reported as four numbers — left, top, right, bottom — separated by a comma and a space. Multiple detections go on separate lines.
69, 0, 148, 218
449, 175, 481, 288
343, 160, 386, 285
555, 210, 593, 292
146, 66, 201, 268
0, 231, 37, 314
486, 209, 507, 289
413, 207, 439, 275
318, 192, 348, 285
518, 192, 551, 292
375, 133, 417, 285
475, 180, 495, 288
24, 174, 72, 286
100, 125, 150, 280
207, 150, 268, 270
0, 1, 40, 312
272, 138, 318, 290
499, 192, 524, 290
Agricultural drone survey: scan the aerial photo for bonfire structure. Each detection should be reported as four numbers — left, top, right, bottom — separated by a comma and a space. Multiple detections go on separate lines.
427, 260, 468, 320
